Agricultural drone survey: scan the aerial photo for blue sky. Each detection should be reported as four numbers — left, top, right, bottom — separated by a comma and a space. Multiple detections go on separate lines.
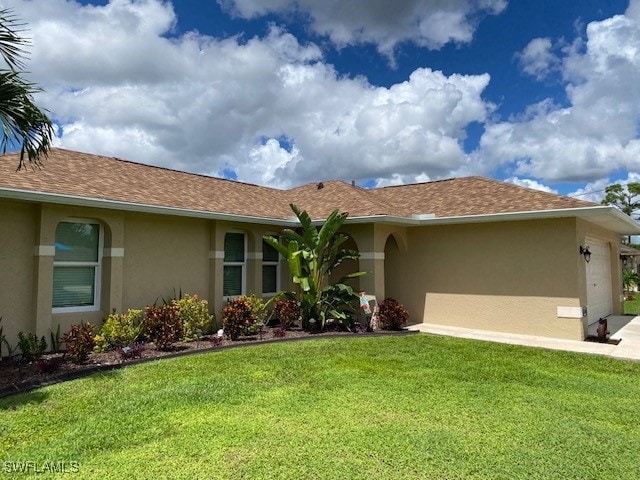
6, 0, 640, 200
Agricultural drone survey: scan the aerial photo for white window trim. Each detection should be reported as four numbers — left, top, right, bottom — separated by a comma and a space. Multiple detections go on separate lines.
52, 219, 103, 314
223, 231, 246, 300
262, 236, 280, 297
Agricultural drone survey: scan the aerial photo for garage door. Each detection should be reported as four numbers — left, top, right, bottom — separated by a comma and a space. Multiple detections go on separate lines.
586, 238, 612, 325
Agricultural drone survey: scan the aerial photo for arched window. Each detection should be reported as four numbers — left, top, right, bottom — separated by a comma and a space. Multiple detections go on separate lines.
53, 220, 102, 311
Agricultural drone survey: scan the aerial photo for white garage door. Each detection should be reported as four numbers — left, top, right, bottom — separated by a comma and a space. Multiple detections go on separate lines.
586, 238, 612, 325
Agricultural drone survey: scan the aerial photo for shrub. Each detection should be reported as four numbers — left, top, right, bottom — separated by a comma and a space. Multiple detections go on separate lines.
50, 324, 62, 353
117, 342, 145, 361
378, 298, 409, 330
0, 316, 7, 360
221, 297, 256, 340
273, 298, 300, 329
94, 309, 143, 352
63, 322, 96, 364
243, 294, 269, 325
17, 332, 47, 361
37, 357, 62, 373
272, 325, 287, 338
144, 304, 183, 350
177, 294, 214, 341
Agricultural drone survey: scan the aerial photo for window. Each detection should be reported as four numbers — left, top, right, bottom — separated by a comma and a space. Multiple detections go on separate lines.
53, 221, 101, 311
224, 232, 245, 297
262, 238, 280, 295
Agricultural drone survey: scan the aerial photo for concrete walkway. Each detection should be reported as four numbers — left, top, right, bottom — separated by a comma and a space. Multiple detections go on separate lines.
409, 315, 640, 362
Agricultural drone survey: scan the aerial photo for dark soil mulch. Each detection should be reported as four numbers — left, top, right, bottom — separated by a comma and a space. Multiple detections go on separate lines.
0, 326, 416, 399
584, 335, 622, 345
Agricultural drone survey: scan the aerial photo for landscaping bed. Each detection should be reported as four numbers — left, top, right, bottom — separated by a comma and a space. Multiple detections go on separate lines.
0, 326, 413, 397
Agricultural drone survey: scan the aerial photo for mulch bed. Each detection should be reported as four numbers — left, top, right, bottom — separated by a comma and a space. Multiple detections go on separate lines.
0, 326, 416, 399
584, 335, 622, 345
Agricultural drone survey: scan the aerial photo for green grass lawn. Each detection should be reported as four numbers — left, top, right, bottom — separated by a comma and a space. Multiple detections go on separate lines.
624, 294, 640, 314
1, 335, 639, 479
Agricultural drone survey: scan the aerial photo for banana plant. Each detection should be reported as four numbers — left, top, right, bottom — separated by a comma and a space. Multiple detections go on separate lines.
264, 204, 367, 330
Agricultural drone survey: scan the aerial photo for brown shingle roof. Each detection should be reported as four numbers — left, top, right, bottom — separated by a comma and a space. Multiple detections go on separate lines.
287, 180, 405, 219
0, 148, 598, 221
0, 148, 290, 219
370, 176, 596, 217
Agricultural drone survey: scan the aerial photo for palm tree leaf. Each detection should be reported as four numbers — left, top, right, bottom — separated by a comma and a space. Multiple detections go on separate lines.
0, 8, 29, 71
0, 9, 54, 169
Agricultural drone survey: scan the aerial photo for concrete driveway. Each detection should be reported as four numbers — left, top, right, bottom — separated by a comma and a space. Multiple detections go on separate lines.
411, 315, 640, 362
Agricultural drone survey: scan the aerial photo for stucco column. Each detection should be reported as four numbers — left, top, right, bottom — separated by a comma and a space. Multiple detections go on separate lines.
101, 252, 123, 314
358, 253, 385, 301
32, 205, 55, 341
246, 232, 262, 296
101, 213, 124, 314
32, 247, 54, 341
342, 224, 386, 301
209, 221, 225, 325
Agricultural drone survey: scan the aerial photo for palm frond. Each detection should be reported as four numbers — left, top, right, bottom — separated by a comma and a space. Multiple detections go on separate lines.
0, 8, 29, 71
0, 9, 53, 169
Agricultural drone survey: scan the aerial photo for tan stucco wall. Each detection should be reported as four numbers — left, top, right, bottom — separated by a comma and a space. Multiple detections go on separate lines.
0, 200, 37, 348
342, 223, 408, 302
385, 218, 587, 340
328, 234, 360, 291
0, 201, 125, 346
121, 213, 210, 309
0, 199, 289, 350
122, 216, 289, 322
0, 195, 625, 348
38, 204, 124, 339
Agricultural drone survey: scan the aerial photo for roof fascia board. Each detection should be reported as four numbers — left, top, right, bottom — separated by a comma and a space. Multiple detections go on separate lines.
0, 187, 297, 227
343, 206, 640, 234
408, 206, 640, 234
604, 206, 640, 233
4, 187, 639, 234
329, 215, 420, 226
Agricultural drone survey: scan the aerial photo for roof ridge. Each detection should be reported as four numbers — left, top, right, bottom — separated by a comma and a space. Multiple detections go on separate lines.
374, 176, 469, 190
287, 179, 363, 191
472, 176, 598, 206
286, 177, 406, 217
373, 175, 597, 207
0, 149, 606, 220
42, 148, 283, 193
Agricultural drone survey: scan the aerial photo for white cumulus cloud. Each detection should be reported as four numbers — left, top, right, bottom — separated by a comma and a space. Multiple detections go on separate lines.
479, 2, 640, 184
505, 177, 558, 193
218, 0, 507, 59
516, 37, 560, 80
568, 172, 640, 204
4, 0, 494, 188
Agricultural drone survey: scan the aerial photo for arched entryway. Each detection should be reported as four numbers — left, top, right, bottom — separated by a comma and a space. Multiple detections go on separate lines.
383, 234, 402, 301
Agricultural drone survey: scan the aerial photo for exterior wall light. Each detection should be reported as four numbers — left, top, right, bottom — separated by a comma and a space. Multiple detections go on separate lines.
579, 245, 591, 263
620, 254, 628, 267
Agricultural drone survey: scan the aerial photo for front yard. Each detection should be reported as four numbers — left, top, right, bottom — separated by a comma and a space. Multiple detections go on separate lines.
1, 335, 639, 479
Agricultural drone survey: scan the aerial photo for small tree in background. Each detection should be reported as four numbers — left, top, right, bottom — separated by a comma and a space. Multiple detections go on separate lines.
602, 182, 640, 244
622, 268, 639, 294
